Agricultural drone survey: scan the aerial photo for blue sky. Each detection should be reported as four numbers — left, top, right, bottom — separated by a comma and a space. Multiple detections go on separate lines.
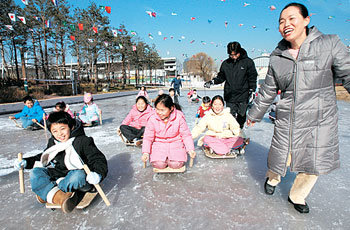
14, 0, 350, 66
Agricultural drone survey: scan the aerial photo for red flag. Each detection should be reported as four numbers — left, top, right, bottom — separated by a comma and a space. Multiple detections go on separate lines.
78, 23, 83, 31
105, 6, 111, 14
132, 45, 136, 51
70, 35, 75, 41
118, 29, 123, 33
191, 17, 196, 21
151, 12, 156, 17
92, 27, 98, 33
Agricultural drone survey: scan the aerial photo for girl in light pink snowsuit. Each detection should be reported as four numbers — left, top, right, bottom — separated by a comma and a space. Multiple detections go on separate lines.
141, 94, 196, 169
137, 86, 149, 101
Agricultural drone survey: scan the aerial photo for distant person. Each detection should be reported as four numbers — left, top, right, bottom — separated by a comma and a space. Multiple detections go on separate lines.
247, 3, 350, 214
195, 96, 211, 119
169, 88, 179, 104
187, 87, 194, 102
170, 76, 182, 96
151, 89, 164, 104
53, 101, 74, 118
78, 93, 100, 126
119, 96, 153, 146
9, 95, 45, 130
13, 111, 108, 213
137, 86, 150, 102
141, 94, 196, 169
190, 89, 201, 103
204, 41, 257, 128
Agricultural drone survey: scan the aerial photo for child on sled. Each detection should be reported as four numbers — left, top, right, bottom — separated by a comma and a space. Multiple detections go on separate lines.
52, 101, 74, 118
195, 96, 211, 119
13, 111, 108, 213
191, 95, 243, 157
190, 89, 201, 103
9, 95, 45, 130
118, 96, 153, 146
141, 94, 196, 169
78, 93, 100, 126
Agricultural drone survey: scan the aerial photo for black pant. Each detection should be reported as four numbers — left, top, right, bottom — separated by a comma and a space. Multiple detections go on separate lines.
226, 102, 248, 128
174, 87, 180, 96
120, 125, 145, 142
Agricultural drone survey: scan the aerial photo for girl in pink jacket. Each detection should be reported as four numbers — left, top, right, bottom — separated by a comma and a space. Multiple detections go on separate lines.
119, 96, 153, 145
141, 94, 196, 169
137, 86, 149, 101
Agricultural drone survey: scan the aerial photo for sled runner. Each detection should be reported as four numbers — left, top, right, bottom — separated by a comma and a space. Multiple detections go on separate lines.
117, 129, 142, 147
46, 191, 98, 210
153, 165, 186, 173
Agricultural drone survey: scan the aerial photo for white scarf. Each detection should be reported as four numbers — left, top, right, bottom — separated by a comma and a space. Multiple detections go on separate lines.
34, 137, 84, 170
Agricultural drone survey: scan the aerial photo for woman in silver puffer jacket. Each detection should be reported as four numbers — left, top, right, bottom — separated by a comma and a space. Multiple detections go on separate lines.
247, 2, 350, 213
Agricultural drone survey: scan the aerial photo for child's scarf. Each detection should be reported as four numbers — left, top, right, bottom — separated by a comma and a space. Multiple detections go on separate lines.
34, 137, 83, 170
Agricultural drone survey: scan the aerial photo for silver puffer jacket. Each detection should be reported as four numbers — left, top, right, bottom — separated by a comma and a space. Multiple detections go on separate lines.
248, 27, 350, 176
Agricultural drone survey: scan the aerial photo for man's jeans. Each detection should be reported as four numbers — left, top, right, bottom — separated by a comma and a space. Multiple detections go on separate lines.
20, 117, 34, 128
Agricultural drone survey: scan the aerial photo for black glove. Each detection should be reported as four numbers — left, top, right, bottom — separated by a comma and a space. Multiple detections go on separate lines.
204, 80, 213, 88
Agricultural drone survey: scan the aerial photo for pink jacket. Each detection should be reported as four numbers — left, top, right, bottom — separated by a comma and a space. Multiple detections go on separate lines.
122, 104, 153, 129
142, 109, 194, 162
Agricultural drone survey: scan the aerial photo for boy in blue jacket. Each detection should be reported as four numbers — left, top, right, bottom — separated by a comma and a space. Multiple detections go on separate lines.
9, 95, 45, 130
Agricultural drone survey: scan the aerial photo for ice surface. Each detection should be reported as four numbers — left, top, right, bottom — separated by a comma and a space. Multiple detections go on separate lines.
1, 90, 349, 229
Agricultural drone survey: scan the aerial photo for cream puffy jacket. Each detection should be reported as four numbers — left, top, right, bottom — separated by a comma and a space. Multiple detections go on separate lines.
191, 108, 241, 146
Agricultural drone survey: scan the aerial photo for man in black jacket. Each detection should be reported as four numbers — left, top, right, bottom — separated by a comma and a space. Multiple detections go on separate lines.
205, 42, 257, 128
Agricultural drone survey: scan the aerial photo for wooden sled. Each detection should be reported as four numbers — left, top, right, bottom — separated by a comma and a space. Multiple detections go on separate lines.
203, 147, 237, 159
153, 165, 186, 173
46, 191, 98, 210
11, 119, 22, 128
117, 129, 142, 147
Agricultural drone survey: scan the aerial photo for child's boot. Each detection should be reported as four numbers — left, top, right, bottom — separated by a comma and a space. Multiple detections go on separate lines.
52, 190, 79, 213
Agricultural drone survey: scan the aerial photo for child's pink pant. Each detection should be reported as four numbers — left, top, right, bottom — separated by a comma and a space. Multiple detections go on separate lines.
203, 135, 240, 155
152, 158, 184, 169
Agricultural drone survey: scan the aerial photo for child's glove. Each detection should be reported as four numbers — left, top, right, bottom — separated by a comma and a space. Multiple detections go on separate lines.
141, 153, 149, 162
13, 159, 27, 171
195, 113, 200, 118
86, 172, 101, 185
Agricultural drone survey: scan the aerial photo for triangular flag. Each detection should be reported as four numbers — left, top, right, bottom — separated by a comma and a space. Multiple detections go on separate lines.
88, 39, 94, 43
208, 19, 212, 24
51, 0, 58, 7
105, 6, 111, 14
148, 33, 153, 40
70, 24, 76, 32
191, 17, 196, 21
146, 11, 152, 17
70, 35, 75, 41
163, 37, 167, 40
171, 12, 177, 16
158, 31, 162, 36
132, 45, 136, 51
78, 23, 83, 31
225, 21, 228, 28
92, 27, 98, 34
119, 43, 123, 49
34, 16, 41, 21
151, 12, 156, 17
21, 0, 28, 5
8, 13, 16, 22
18, 16, 26, 24
190, 40, 195, 44
99, 5, 105, 10
104, 41, 109, 47
118, 29, 123, 33
130, 31, 137, 36
45, 20, 51, 28
63, 21, 67, 26
269, 5, 276, 11
5, 25, 14, 30
112, 30, 118, 37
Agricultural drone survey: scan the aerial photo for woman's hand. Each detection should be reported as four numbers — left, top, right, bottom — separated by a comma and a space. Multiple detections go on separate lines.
141, 153, 149, 162
246, 119, 256, 127
188, 150, 196, 159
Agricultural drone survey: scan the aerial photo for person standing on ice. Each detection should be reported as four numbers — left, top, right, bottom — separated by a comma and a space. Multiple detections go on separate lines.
246, 2, 350, 213
141, 94, 196, 169
204, 41, 257, 128
13, 111, 108, 213
170, 75, 182, 96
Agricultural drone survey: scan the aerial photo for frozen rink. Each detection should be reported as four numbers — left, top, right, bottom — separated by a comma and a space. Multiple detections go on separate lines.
0, 90, 349, 229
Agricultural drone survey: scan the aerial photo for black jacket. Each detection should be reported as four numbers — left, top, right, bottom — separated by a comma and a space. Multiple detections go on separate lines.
213, 48, 257, 103
24, 120, 108, 181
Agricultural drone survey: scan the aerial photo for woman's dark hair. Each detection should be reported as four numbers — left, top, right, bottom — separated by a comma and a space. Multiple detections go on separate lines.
47, 111, 75, 131
211, 95, 225, 107
227, 41, 242, 55
23, 95, 33, 103
136, 96, 149, 105
202, 96, 211, 104
154, 94, 182, 111
55, 101, 67, 110
281, 2, 309, 34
